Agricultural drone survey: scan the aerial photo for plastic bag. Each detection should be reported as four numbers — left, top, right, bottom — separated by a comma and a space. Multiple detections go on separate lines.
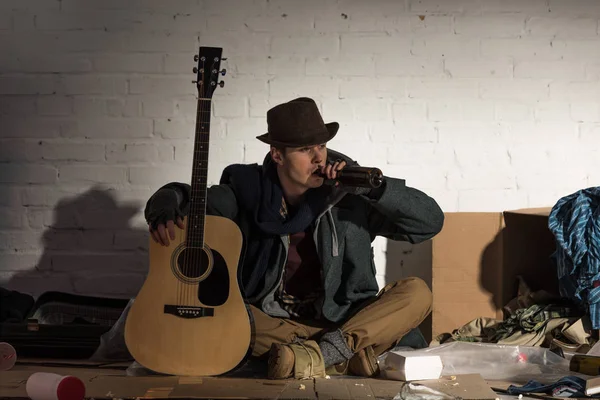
393, 382, 458, 400
378, 342, 589, 384
126, 360, 164, 377
89, 298, 134, 362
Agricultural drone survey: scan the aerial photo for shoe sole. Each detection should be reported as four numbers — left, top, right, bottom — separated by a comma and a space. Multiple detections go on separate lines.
268, 343, 293, 379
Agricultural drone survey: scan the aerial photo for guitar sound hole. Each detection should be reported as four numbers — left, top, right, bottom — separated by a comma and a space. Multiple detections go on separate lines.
176, 248, 209, 279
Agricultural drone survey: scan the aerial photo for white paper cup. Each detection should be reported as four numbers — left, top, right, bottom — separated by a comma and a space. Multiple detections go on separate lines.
0, 342, 16, 371
26, 372, 86, 400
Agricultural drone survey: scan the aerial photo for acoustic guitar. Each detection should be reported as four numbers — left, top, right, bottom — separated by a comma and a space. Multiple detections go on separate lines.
124, 46, 252, 376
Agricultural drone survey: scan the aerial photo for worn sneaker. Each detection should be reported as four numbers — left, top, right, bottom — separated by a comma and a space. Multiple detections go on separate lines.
347, 345, 380, 378
325, 346, 380, 378
325, 359, 349, 376
267, 340, 326, 380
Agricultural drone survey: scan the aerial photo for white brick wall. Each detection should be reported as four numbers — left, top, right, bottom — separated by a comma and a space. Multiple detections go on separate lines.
1, 0, 599, 299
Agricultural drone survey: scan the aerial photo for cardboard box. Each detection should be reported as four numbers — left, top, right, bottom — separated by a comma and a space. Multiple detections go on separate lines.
431, 207, 560, 338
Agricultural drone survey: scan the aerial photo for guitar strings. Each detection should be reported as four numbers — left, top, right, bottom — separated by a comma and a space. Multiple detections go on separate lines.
191, 68, 200, 308
189, 58, 200, 309
181, 58, 202, 308
178, 55, 214, 309
193, 58, 205, 309
189, 56, 210, 308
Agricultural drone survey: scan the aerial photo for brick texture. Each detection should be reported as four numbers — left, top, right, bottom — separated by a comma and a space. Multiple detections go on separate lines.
1, 0, 598, 297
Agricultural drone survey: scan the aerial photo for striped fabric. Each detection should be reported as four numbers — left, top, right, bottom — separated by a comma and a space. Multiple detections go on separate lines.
548, 187, 600, 329
277, 285, 322, 319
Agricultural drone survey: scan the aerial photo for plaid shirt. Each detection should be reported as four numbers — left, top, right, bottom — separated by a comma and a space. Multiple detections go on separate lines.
275, 197, 323, 319
548, 186, 600, 329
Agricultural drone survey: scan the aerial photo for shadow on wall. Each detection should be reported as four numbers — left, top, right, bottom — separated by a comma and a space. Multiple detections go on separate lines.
480, 230, 504, 313
5, 186, 149, 299
479, 213, 560, 318
384, 239, 433, 343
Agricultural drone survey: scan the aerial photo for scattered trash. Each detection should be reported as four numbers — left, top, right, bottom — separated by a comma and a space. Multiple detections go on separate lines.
379, 342, 583, 384
299, 384, 306, 390
393, 382, 456, 400
26, 372, 86, 400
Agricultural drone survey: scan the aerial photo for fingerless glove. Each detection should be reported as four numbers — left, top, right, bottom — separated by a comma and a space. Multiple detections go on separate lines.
144, 189, 184, 230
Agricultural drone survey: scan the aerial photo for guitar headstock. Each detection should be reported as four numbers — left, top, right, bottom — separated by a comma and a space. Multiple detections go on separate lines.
193, 46, 226, 99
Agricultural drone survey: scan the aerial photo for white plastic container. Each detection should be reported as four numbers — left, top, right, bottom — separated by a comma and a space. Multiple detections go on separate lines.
380, 351, 443, 381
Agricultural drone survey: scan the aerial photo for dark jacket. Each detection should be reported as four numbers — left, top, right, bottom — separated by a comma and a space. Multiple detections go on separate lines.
144, 149, 444, 323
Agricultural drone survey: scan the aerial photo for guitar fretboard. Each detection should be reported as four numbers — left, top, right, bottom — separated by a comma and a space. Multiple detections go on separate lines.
187, 99, 211, 248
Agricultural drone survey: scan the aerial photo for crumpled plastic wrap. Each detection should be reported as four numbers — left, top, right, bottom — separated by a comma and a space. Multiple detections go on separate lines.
393, 383, 459, 400
378, 342, 589, 385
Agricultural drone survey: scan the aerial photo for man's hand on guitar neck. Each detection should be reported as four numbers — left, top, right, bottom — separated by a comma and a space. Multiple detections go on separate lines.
150, 217, 185, 247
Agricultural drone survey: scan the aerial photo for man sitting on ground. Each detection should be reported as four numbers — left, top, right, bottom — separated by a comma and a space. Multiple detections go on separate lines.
145, 97, 444, 379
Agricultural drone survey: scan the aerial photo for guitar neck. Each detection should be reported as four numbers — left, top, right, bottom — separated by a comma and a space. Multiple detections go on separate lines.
187, 98, 211, 249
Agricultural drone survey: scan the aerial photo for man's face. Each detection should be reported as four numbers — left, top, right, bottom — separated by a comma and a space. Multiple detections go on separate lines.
272, 143, 327, 189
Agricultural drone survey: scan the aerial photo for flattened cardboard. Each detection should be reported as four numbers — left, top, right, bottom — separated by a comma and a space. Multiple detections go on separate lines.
277, 380, 318, 400
315, 378, 402, 400
85, 375, 180, 398
170, 377, 317, 399
1, 361, 506, 400
413, 374, 497, 400
431, 207, 559, 337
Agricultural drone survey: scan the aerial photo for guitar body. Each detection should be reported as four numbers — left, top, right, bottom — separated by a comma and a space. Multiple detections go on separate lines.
125, 215, 251, 376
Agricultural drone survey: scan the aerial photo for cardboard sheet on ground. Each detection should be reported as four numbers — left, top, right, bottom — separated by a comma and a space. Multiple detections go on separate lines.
412, 374, 499, 400
0, 360, 499, 400
170, 377, 318, 399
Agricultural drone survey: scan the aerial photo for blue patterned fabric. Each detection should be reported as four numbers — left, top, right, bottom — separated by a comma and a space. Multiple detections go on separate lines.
548, 187, 600, 329
507, 376, 587, 398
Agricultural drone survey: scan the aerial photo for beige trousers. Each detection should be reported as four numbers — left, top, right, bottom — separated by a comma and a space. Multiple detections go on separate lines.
249, 277, 433, 358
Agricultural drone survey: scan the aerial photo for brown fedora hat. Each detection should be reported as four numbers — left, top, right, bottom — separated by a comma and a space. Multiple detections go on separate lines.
256, 97, 339, 147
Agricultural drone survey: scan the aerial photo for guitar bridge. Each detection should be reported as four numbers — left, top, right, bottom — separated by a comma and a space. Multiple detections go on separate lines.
164, 305, 214, 319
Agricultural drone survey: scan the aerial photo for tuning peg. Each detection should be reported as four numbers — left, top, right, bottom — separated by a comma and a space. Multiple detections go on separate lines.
193, 67, 198, 73
220, 69, 226, 76
222, 58, 227, 61
194, 55, 199, 61
218, 81, 225, 88
192, 80, 198, 84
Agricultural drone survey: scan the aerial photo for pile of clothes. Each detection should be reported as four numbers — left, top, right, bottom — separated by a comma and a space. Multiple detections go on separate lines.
432, 276, 593, 350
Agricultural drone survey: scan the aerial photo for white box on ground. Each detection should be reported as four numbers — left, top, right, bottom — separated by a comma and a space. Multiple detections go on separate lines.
380, 351, 443, 381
